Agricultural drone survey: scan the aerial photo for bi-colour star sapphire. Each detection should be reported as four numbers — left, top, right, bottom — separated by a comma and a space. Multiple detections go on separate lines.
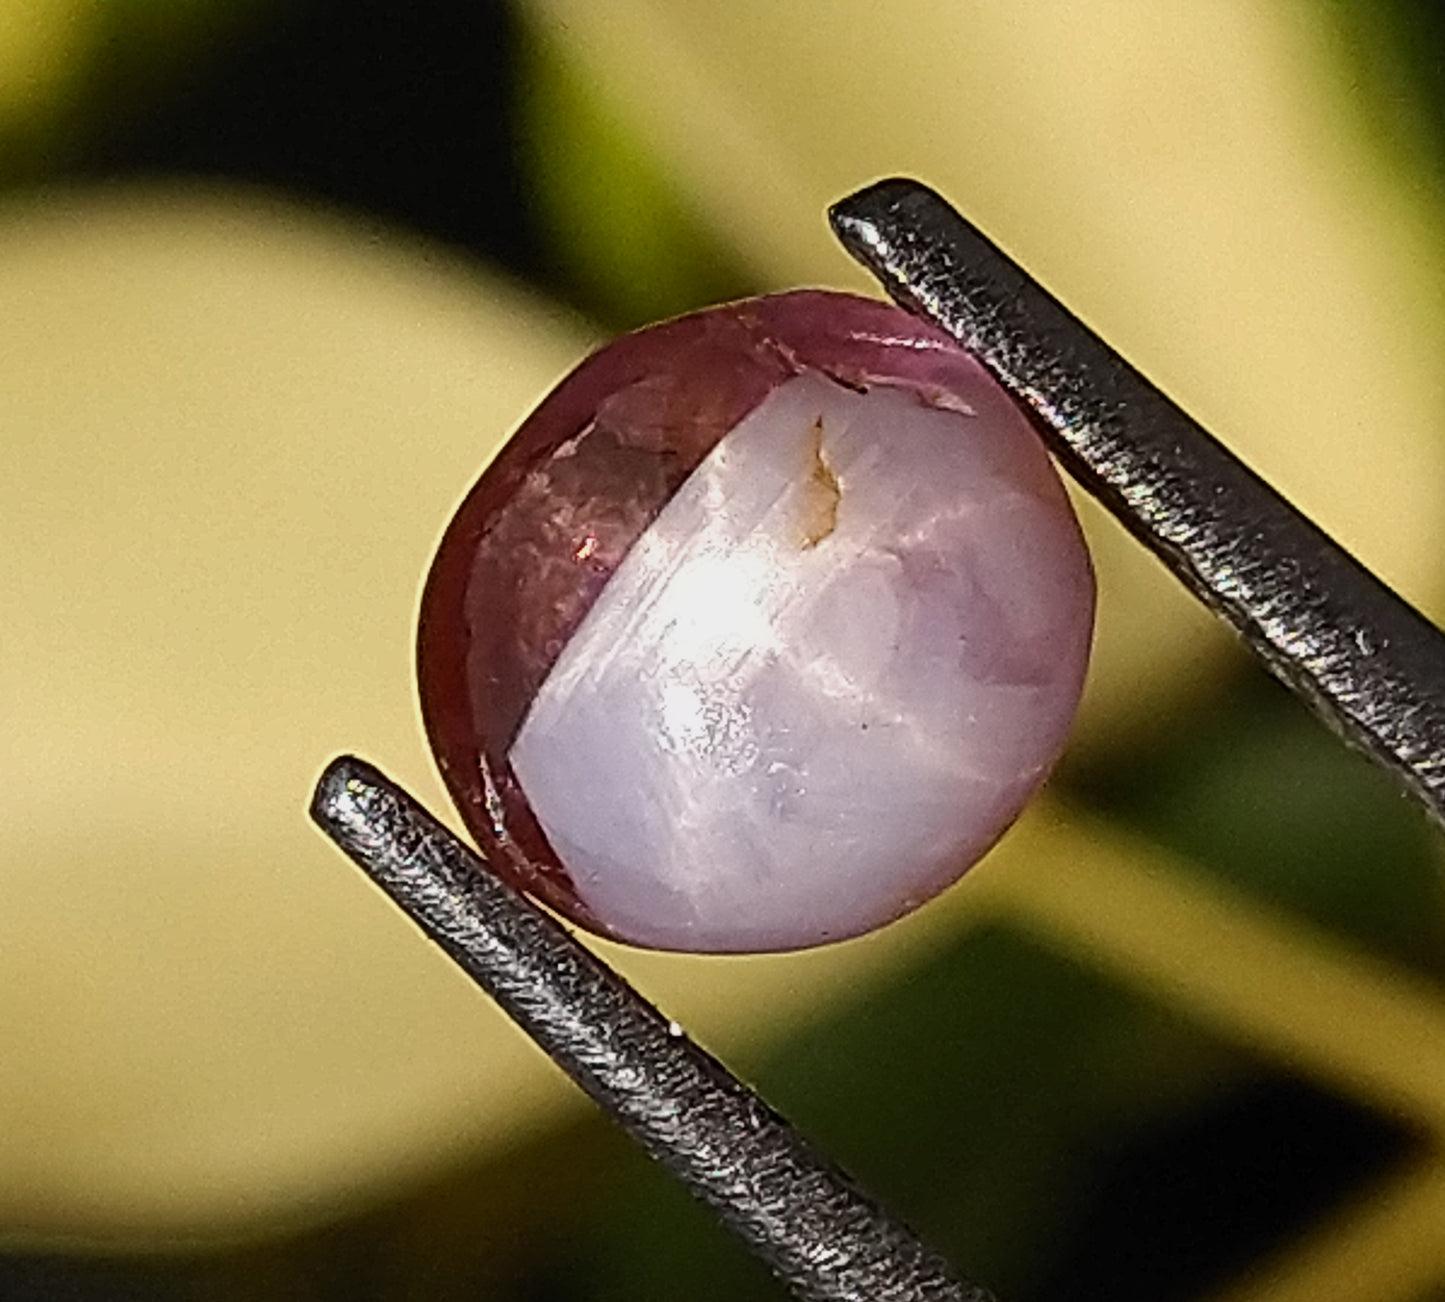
418, 291, 1094, 952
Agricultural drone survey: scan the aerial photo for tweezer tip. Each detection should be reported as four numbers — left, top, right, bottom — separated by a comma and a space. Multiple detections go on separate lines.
309, 753, 377, 834
829, 176, 936, 240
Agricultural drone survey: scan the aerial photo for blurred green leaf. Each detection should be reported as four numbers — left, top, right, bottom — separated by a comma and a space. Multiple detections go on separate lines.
1066, 669, 1445, 980
514, 15, 755, 330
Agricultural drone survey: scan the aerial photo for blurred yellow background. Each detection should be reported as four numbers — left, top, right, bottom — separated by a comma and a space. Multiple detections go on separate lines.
3, 2, 1445, 1299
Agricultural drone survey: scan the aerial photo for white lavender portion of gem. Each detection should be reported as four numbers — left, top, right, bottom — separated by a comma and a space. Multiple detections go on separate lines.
508, 372, 1092, 951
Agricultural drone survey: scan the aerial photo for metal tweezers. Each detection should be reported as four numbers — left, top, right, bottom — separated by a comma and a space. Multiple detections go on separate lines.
310, 178, 1445, 1301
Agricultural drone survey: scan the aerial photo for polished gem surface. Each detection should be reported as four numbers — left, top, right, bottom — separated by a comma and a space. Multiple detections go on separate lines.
419, 291, 1094, 952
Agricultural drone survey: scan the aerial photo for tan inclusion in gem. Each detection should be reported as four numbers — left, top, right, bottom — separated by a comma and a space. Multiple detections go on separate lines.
800, 417, 841, 548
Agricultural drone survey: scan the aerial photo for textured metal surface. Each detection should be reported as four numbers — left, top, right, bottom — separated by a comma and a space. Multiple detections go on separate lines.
310, 756, 989, 1302
832, 178, 1445, 825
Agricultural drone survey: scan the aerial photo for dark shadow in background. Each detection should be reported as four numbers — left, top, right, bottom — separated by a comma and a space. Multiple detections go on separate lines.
72, 0, 550, 303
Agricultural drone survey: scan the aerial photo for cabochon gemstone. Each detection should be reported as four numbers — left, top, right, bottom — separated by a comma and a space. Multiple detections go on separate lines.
418, 290, 1094, 952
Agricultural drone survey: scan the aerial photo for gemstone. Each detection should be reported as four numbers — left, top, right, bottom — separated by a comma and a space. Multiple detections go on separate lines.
418, 290, 1094, 953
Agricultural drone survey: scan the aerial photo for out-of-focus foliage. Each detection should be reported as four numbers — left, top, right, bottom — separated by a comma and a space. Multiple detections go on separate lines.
1070, 672, 1445, 980
4, 2, 1445, 1301
514, 21, 754, 329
